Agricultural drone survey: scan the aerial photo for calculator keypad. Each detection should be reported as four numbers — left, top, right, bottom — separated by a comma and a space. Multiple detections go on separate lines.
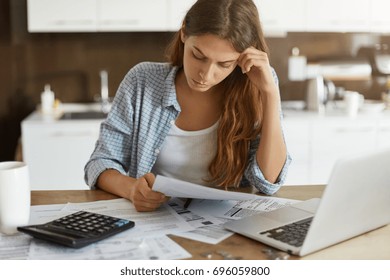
17, 210, 135, 248
52, 212, 124, 236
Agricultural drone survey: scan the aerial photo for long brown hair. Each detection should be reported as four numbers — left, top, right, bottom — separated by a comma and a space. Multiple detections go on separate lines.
166, 0, 269, 188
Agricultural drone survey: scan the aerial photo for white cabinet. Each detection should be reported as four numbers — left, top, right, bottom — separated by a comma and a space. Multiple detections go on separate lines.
27, 0, 97, 32
376, 119, 390, 149
370, 0, 390, 33
283, 112, 390, 186
306, 0, 371, 32
97, 0, 169, 31
255, 0, 306, 35
26, 0, 390, 33
167, 0, 196, 31
27, 0, 174, 32
283, 119, 311, 185
22, 111, 102, 190
310, 119, 376, 184
167, 0, 308, 34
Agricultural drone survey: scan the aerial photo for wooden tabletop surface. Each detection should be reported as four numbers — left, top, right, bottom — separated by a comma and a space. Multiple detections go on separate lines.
31, 185, 390, 260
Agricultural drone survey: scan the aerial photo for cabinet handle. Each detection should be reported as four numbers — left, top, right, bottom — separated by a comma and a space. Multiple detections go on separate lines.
52, 20, 95, 26
100, 19, 139, 26
334, 127, 374, 133
49, 131, 96, 137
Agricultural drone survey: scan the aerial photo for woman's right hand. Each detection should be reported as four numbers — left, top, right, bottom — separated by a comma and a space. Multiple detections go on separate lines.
128, 173, 167, 212
96, 170, 167, 212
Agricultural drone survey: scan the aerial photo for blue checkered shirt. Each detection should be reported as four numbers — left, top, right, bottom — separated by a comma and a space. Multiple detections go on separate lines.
84, 62, 291, 195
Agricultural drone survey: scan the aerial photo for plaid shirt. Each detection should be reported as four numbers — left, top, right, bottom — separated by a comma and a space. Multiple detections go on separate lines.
84, 62, 291, 195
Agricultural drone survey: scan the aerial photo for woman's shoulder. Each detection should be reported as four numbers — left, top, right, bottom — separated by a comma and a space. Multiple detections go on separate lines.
127, 62, 174, 79
118, 62, 177, 101
121, 62, 178, 94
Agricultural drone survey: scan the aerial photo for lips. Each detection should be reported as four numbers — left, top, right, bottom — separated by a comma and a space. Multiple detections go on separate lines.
192, 79, 208, 87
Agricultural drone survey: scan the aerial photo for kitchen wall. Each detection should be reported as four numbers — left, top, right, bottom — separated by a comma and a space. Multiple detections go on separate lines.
1, 0, 389, 161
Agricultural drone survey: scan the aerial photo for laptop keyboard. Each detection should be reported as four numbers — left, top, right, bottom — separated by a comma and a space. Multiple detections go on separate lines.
260, 217, 313, 247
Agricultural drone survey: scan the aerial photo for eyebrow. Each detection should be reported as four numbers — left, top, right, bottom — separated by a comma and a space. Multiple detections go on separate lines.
193, 46, 237, 64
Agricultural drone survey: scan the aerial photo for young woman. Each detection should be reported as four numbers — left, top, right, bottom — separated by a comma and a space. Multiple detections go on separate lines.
85, 0, 291, 212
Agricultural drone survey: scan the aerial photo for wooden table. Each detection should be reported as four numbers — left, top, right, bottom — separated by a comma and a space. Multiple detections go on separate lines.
31, 185, 390, 260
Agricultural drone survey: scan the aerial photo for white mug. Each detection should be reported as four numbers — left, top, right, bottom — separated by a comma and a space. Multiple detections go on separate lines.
0, 161, 31, 234
344, 91, 363, 117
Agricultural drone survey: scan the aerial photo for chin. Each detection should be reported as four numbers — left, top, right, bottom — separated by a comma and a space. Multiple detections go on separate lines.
191, 86, 212, 92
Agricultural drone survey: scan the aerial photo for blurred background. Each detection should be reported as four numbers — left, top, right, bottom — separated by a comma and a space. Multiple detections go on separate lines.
1, 0, 390, 163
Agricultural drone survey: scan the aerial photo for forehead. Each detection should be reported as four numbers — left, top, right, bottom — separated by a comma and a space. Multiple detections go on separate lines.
186, 34, 240, 61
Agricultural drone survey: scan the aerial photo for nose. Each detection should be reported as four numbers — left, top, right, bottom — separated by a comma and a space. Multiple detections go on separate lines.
199, 63, 214, 82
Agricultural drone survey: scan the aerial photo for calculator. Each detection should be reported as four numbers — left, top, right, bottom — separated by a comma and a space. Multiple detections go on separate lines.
17, 211, 135, 248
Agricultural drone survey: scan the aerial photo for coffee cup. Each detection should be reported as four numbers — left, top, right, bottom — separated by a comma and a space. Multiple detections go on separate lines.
0, 161, 31, 235
344, 91, 363, 117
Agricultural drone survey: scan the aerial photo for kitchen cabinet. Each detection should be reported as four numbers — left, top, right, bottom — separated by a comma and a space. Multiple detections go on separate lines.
306, 0, 371, 32
97, 0, 169, 31
310, 119, 376, 184
255, 0, 306, 35
27, 0, 97, 32
167, 0, 195, 31
370, 0, 390, 33
21, 105, 103, 190
283, 119, 311, 185
27, 0, 390, 33
376, 119, 390, 149
27, 0, 174, 32
283, 110, 390, 186
168, 0, 307, 34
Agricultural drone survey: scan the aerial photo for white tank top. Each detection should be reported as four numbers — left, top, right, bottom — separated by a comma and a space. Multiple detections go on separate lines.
152, 121, 218, 186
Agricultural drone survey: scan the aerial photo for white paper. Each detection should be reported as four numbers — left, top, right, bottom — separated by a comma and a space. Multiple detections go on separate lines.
168, 196, 298, 244
28, 234, 191, 260
29, 203, 70, 224
188, 196, 299, 220
0, 203, 70, 260
173, 223, 234, 245
167, 198, 233, 244
0, 232, 31, 260
153, 175, 259, 201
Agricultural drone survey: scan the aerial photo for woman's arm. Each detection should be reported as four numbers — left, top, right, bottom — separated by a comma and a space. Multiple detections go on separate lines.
85, 64, 168, 211
96, 170, 166, 212
255, 91, 287, 183
238, 47, 287, 183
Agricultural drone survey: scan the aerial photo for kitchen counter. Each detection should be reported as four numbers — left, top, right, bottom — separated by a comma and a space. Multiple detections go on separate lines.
21, 103, 109, 190
25, 102, 108, 123
281, 103, 390, 185
282, 100, 390, 120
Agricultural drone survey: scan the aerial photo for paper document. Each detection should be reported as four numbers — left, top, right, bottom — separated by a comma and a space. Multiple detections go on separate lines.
188, 196, 299, 220
167, 198, 233, 244
28, 234, 190, 260
153, 175, 259, 201
0, 233, 31, 260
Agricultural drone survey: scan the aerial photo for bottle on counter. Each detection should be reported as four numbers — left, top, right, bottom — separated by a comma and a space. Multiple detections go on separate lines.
41, 84, 55, 114
288, 47, 307, 81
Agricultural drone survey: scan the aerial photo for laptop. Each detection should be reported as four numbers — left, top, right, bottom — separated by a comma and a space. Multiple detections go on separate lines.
224, 148, 390, 256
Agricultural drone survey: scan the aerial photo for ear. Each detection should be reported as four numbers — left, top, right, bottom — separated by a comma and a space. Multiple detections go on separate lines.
180, 27, 187, 43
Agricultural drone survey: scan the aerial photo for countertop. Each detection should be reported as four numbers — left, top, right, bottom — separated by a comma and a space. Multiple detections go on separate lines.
23, 103, 108, 123
282, 100, 390, 121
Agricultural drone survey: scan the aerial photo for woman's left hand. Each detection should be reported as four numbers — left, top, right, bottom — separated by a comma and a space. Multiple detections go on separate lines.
237, 47, 278, 95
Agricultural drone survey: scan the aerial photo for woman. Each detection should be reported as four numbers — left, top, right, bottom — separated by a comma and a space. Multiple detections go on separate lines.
85, 0, 291, 212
